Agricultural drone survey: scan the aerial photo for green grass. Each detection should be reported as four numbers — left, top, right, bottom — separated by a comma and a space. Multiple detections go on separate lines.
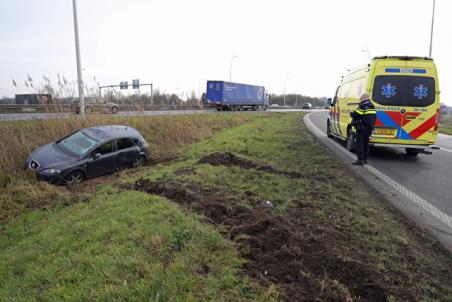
0, 112, 451, 301
0, 190, 274, 301
119, 113, 452, 300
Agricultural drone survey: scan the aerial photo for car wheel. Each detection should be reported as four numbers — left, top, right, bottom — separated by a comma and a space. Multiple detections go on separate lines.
65, 170, 85, 185
346, 128, 356, 152
131, 156, 146, 168
111, 106, 119, 114
86, 106, 93, 113
327, 121, 333, 138
405, 148, 420, 156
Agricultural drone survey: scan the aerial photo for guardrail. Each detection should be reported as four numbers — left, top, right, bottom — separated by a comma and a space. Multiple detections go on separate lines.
0, 104, 204, 114
0, 104, 325, 114
0, 104, 72, 113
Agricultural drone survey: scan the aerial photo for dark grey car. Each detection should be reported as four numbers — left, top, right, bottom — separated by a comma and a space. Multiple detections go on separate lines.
302, 103, 313, 110
26, 125, 149, 185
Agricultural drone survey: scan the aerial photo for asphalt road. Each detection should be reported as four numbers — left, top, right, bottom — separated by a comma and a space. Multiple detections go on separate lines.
309, 111, 452, 224
0, 108, 315, 121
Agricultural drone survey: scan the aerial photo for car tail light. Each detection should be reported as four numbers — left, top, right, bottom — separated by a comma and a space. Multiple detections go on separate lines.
434, 109, 440, 131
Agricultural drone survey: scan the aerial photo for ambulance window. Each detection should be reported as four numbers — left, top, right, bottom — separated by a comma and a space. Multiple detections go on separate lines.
372, 75, 435, 107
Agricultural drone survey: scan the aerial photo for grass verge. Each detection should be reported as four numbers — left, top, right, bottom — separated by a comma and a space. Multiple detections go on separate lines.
0, 190, 274, 301
0, 112, 451, 301
119, 113, 452, 300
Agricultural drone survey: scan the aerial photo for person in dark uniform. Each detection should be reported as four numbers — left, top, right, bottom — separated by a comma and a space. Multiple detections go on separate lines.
350, 93, 377, 165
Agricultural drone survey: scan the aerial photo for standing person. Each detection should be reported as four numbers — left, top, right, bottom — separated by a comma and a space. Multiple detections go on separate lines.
350, 94, 376, 165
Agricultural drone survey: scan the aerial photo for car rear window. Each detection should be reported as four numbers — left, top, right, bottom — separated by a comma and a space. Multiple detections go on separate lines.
372, 75, 435, 107
117, 138, 134, 150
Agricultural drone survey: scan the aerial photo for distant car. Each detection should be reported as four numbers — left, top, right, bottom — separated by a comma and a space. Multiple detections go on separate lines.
302, 103, 313, 110
269, 104, 279, 108
26, 125, 149, 185
71, 98, 120, 114
324, 105, 330, 109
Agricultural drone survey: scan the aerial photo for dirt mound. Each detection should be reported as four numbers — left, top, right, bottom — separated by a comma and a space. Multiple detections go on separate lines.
198, 152, 303, 178
124, 178, 391, 301
198, 151, 258, 169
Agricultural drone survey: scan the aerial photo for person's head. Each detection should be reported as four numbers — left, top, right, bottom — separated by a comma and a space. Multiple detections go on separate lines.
360, 93, 370, 102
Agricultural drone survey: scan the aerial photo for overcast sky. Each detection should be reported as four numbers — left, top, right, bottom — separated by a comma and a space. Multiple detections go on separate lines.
1, 0, 451, 103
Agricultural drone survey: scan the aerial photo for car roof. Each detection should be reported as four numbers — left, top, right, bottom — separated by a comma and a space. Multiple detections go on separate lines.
82, 125, 141, 141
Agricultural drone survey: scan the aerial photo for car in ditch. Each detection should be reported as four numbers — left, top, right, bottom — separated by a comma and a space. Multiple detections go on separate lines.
26, 125, 149, 185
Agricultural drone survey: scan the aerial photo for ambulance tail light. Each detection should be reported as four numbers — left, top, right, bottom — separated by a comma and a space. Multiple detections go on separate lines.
434, 109, 440, 131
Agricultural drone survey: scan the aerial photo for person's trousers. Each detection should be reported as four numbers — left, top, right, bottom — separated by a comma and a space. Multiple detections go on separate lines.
355, 129, 371, 161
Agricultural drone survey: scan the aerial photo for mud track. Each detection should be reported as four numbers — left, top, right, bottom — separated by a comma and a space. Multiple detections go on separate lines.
122, 177, 393, 301
198, 152, 304, 178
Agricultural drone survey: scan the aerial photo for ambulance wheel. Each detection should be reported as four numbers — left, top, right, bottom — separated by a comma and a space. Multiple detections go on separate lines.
405, 148, 420, 156
346, 128, 356, 152
327, 121, 333, 138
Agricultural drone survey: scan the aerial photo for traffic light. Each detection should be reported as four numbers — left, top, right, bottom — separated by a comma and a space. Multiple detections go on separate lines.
120, 81, 128, 89
132, 79, 140, 89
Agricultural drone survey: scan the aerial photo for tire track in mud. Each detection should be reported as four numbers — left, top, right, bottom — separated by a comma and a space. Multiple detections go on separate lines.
119, 152, 395, 301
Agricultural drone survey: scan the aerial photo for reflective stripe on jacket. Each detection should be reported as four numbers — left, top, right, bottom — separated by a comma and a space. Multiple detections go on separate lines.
354, 108, 376, 116
350, 100, 376, 129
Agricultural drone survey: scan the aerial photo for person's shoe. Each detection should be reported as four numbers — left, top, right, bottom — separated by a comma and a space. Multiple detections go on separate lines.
363, 160, 368, 164
352, 160, 364, 165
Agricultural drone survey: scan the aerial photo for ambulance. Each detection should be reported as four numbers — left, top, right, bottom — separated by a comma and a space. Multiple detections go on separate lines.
327, 56, 440, 156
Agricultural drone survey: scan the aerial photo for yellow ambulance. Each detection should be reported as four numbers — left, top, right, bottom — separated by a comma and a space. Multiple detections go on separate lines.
327, 56, 440, 156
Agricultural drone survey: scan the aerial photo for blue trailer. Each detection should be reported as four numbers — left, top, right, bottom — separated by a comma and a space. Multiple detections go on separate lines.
205, 81, 269, 111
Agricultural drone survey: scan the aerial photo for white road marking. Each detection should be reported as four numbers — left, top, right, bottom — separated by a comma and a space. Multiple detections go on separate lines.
304, 113, 452, 230
436, 134, 452, 153
437, 147, 452, 154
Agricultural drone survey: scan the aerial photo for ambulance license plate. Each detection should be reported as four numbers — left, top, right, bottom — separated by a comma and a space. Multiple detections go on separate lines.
373, 128, 396, 136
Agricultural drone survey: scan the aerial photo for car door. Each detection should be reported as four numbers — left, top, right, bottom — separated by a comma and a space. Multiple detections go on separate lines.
115, 137, 140, 170
87, 140, 116, 178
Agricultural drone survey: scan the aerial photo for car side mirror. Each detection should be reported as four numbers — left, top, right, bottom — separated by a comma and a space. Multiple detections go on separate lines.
327, 98, 332, 105
93, 153, 101, 160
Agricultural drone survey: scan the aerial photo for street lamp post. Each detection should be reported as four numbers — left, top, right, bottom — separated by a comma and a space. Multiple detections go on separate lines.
72, 0, 84, 117
229, 55, 238, 83
429, 0, 436, 57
